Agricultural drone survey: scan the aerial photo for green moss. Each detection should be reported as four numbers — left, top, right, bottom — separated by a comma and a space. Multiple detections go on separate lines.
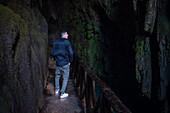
87, 37, 99, 71
78, 43, 82, 56
82, 32, 86, 37
87, 30, 93, 38
88, 39, 94, 68
89, 37, 95, 46
94, 34, 98, 39
70, 30, 75, 36
68, 4, 103, 76
32, 9, 41, 30
133, 0, 137, 12
136, 40, 144, 58
0, 4, 19, 29
104, 0, 108, 6
76, 35, 80, 41
135, 39, 145, 83
7, 2, 30, 23
97, 65, 103, 76
77, 22, 85, 32
87, 24, 93, 29
0, 4, 28, 41
83, 48, 87, 56
136, 73, 141, 83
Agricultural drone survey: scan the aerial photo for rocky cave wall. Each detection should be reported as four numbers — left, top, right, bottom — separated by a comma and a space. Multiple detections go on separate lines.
0, 0, 48, 113
134, 0, 170, 112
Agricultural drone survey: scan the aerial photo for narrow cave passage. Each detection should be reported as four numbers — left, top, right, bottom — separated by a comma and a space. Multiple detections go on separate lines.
0, 0, 170, 113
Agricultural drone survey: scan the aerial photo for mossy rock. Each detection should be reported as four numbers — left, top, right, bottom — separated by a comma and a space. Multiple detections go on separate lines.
0, 4, 28, 41
0, 4, 48, 113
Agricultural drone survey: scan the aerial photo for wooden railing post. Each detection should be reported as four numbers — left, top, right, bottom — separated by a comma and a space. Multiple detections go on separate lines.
99, 95, 107, 113
73, 54, 131, 113
76, 61, 80, 88
80, 66, 85, 99
81, 69, 86, 107
72, 58, 76, 79
104, 98, 112, 113
91, 80, 96, 108
87, 76, 94, 109
85, 73, 92, 113
93, 93, 102, 113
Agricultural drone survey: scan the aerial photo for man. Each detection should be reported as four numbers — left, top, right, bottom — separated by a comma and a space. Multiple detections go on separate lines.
51, 31, 73, 99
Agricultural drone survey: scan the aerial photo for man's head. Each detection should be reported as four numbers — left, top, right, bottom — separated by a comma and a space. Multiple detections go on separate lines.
61, 31, 68, 39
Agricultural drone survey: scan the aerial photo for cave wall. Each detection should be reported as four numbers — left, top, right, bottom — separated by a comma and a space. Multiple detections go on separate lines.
134, 0, 170, 112
0, 0, 48, 112
134, 0, 170, 113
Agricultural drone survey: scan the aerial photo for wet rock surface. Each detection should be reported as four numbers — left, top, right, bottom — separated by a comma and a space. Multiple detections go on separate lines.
0, 1, 48, 113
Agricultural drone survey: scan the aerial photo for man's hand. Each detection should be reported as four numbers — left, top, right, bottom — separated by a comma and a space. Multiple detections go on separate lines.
52, 57, 55, 61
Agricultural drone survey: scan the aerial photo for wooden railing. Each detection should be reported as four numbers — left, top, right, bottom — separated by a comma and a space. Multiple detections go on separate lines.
71, 54, 131, 113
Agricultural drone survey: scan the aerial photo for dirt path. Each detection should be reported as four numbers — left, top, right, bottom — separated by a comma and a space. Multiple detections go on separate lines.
41, 78, 83, 113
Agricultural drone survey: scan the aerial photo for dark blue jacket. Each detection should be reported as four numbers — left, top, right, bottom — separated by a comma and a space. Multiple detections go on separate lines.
51, 37, 73, 66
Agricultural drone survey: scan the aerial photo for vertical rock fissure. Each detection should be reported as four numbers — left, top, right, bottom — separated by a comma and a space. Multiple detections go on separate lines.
12, 32, 20, 59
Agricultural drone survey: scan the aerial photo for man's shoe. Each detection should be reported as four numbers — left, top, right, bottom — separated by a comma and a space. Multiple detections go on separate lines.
55, 89, 59, 95
60, 93, 69, 99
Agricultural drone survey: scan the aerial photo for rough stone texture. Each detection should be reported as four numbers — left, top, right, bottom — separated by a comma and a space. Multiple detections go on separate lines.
134, 0, 170, 112
156, 0, 170, 112
0, 1, 48, 113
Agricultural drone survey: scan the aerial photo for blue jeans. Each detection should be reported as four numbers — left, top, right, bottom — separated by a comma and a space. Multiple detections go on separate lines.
55, 63, 70, 94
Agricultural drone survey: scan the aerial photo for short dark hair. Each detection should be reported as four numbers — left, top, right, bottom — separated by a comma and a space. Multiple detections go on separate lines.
60, 31, 67, 37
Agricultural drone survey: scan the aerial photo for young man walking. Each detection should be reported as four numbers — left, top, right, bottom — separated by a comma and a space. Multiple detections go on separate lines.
51, 31, 73, 99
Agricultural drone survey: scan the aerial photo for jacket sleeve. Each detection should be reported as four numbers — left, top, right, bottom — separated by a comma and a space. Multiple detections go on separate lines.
51, 43, 56, 60
51, 44, 55, 56
67, 41, 73, 62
